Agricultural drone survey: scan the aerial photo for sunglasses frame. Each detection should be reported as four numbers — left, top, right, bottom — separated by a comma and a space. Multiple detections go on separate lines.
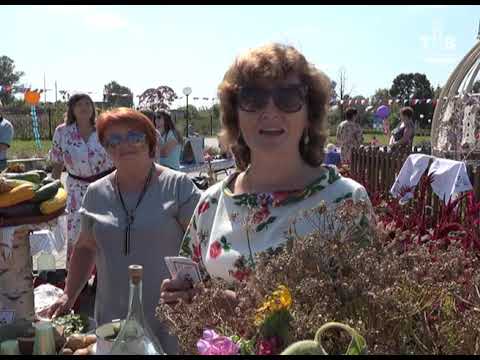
105, 130, 147, 149
237, 84, 309, 113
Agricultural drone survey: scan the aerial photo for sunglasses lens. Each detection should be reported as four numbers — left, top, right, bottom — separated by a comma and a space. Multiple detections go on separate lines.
106, 135, 122, 148
127, 131, 146, 144
238, 87, 268, 112
238, 85, 306, 113
274, 86, 305, 113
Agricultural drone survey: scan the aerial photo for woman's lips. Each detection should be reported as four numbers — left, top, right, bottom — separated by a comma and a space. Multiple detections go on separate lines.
259, 128, 285, 136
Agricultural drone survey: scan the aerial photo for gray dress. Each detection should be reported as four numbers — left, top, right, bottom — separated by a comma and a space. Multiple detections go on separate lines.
78, 165, 201, 354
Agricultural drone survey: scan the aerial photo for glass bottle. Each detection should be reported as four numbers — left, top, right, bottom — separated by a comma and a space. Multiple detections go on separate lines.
32, 321, 56, 355
110, 265, 165, 355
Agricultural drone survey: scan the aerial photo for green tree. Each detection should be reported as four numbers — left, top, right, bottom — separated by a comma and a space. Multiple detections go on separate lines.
176, 105, 199, 119
389, 73, 434, 100
103, 81, 133, 108
433, 84, 443, 98
138, 85, 177, 111
372, 88, 390, 105
0, 56, 25, 105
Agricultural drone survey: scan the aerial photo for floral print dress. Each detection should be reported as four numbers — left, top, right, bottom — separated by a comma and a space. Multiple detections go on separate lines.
179, 165, 376, 283
336, 120, 363, 164
49, 123, 114, 259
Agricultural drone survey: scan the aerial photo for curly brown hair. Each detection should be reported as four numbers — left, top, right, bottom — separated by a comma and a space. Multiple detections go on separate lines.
217, 43, 332, 171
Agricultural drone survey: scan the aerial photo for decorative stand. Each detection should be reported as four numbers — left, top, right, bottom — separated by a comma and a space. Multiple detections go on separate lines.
0, 209, 65, 337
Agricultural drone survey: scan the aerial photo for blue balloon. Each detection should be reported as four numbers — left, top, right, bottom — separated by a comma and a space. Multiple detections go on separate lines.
375, 105, 390, 119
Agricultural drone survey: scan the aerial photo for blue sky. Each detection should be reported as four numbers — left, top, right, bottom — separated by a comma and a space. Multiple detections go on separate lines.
2, 5, 479, 108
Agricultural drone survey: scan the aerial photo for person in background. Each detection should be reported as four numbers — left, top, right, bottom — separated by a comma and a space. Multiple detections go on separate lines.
156, 110, 184, 170
42, 108, 201, 354
160, 42, 375, 305
389, 106, 415, 153
49, 93, 115, 265
324, 143, 341, 166
336, 107, 363, 164
0, 111, 14, 172
140, 109, 164, 161
370, 135, 380, 146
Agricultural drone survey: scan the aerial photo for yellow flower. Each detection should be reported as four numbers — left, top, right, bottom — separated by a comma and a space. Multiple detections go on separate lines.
272, 285, 292, 310
254, 285, 292, 326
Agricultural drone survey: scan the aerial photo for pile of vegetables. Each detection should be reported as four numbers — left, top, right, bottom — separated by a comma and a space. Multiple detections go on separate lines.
53, 314, 96, 355
0, 170, 67, 219
61, 334, 97, 355
52, 313, 90, 338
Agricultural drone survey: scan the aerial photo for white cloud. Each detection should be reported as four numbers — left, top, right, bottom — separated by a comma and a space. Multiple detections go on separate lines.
44, 5, 96, 15
43, 5, 132, 32
84, 12, 129, 31
424, 56, 458, 65
406, 5, 449, 13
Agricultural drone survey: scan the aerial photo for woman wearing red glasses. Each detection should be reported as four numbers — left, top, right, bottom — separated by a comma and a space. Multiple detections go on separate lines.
160, 43, 375, 304
43, 108, 201, 354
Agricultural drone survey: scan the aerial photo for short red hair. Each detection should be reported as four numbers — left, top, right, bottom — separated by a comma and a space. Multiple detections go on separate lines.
97, 107, 157, 157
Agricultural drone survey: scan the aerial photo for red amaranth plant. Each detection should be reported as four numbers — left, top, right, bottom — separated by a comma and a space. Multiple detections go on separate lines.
352, 169, 480, 253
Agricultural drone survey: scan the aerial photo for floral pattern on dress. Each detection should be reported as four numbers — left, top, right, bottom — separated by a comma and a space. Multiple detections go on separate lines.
179, 165, 376, 283
50, 123, 114, 259
336, 120, 363, 164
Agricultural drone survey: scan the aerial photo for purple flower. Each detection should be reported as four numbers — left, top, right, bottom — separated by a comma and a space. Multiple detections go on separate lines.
197, 329, 240, 355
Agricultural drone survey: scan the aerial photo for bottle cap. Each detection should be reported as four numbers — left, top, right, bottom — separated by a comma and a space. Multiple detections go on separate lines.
128, 264, 143, 284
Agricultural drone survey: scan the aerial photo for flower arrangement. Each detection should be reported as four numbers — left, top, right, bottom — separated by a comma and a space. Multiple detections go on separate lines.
156, 199, 373, 355
157, 187, 480, 354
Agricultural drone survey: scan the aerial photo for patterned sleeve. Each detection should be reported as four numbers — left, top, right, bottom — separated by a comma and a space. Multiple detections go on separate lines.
49, 125, 64, 164
179, 201, 209, 279
179, 185, 221, 280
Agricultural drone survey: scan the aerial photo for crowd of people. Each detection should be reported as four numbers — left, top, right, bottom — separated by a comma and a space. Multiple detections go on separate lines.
24, 42, 420, 354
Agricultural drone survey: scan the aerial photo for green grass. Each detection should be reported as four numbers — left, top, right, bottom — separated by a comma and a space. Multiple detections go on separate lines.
9, 140, 52, 159
8, 134, 431, 160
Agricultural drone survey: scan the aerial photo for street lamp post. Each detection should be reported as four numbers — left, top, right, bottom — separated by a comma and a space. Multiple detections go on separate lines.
183, 87, 192, 138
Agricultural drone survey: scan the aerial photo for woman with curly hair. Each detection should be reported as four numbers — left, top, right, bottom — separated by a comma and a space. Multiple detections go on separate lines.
160, 43, 375, 304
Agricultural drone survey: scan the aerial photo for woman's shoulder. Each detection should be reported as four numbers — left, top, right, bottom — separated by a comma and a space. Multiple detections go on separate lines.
194, 174, 228, 203
309, 165, 368, 203
325, 170, 369, 203
87, 174, 115, 197
154, 165, 201, 193
54, 122, 68, 134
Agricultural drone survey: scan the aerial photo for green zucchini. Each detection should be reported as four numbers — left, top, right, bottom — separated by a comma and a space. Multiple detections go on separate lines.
40, 177, 56, 186
0, 202, 41, 218
30, 170, 48, 181
4, 171, 42, 184
32, 180, 63, 203
5, 179, 40, 192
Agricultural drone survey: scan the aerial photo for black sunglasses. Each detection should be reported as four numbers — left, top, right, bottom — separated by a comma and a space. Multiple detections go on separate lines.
237, 84, 308, 113
105, 130, 146, 148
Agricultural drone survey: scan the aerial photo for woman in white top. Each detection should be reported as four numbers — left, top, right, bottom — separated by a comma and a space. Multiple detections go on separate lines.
160, 43, 376, 304
155, 110, 183, 170
50, 93, 114, 264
